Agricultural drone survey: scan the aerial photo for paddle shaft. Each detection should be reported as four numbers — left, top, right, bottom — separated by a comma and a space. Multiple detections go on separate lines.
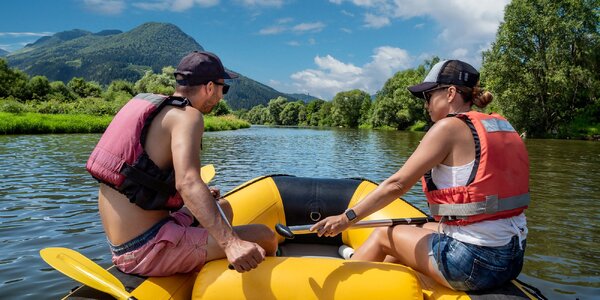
278, 216, 436, 237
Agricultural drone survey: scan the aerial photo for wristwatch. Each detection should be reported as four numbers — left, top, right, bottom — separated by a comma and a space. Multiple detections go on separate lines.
345, 209, 357, 222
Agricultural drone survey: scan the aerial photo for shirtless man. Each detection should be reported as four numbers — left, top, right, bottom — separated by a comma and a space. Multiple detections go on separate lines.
86, 51, 277, 276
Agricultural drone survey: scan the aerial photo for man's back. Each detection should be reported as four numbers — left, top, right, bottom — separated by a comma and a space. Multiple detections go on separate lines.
98, 104, 200, 245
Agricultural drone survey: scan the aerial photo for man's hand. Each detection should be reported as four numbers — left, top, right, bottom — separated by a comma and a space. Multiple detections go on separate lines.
209, 187, 220, 199
309, 214, 351, 237
225, 239, 266, 273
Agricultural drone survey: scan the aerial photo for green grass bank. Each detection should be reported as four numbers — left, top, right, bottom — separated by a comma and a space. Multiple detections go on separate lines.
0, 112, 250, 134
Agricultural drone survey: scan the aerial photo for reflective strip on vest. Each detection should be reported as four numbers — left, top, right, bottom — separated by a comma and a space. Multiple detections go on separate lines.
481, 118, 516, 133
429, 193, 530, 217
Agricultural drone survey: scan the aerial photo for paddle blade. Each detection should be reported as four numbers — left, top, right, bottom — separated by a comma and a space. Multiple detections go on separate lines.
201, 164, 216, 184
40, 247, 134, 300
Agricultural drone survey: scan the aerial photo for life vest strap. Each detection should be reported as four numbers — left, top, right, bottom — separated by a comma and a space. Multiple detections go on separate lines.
429, 193, 530, 217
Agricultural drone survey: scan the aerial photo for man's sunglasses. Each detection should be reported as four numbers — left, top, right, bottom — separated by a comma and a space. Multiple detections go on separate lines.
211, 81, 230, 95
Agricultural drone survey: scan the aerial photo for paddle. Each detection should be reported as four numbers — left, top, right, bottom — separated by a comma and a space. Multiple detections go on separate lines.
201, 164, 232, 229
40, 247, 137, 300
275, 216, 436, 239
201, 164, 234, 270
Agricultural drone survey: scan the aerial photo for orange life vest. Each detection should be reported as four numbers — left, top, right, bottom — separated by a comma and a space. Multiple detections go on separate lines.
422, 111, 530, 225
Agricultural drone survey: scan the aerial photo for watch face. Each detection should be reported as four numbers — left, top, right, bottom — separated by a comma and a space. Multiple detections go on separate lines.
346, 209, 357, 221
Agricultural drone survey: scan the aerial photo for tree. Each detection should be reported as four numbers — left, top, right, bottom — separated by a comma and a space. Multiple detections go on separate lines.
331, 89, 370, 128
134, 66, 176, 95
0, 58, 29, 100
317, 101, 334, 127
305, 99, 326, 126
279, 101, 304, 125
482, 0, 600, 136
371, 59, 434, 129
49, 81, 76, 102
107, 80, 135, 96
245, 104, 269, 124
67, 77, 102, 98
211, 99, 232, 116
27, 75, 51, 100
267, 96, 288, 125
359, 96, 372, 126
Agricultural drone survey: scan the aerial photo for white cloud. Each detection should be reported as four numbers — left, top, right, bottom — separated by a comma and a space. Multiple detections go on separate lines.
341, 10, 354, 17
292, 22, 326, 33
289, 46, 411, 99
259, 25, 287, 35
363, 13, 390, 28
286, 40, 300, 46
83, 0, 126, 14
258, 21, 325, 35
239, 0, 284, 7
132, 0, 219, 12
397, 0, 507, 47
0, 32, 54, 37
330, 0, 508, 59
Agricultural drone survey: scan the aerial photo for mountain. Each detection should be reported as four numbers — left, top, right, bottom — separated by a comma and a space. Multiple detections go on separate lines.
7, 23, 203, 84
5, 22, 296, 110
226, 74, 297, 110
0, 49, 8, 57
285, 93, 322, 103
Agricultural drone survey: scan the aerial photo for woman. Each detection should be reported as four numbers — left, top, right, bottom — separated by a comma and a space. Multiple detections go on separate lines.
310, 60, 529, 291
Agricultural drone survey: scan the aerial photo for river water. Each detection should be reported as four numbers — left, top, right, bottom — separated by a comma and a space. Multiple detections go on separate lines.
0, 126, 598, 299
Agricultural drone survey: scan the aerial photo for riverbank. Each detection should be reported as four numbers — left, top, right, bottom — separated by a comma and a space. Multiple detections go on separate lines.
0, 112, 250, 134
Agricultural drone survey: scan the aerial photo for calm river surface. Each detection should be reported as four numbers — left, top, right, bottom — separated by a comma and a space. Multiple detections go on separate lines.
1, 126, 599, 299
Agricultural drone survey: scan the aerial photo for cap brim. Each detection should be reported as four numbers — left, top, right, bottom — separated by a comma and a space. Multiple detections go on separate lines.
407, 82, 438, 99
223, 69, 239, 79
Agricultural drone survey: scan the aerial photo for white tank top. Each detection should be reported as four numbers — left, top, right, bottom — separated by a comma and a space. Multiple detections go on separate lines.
431, 160, 527, 247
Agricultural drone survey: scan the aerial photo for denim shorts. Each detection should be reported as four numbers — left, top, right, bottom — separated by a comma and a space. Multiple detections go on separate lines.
429, 234, 525, 291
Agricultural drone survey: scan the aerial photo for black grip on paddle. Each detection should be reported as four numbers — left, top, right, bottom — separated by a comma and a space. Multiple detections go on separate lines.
275, 223, 295, 239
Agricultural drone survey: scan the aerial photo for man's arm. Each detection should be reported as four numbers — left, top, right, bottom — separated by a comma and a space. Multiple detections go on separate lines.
168, 107, 265, 272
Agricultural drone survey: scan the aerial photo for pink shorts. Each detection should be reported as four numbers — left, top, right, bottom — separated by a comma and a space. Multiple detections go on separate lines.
110, 211, 209, 276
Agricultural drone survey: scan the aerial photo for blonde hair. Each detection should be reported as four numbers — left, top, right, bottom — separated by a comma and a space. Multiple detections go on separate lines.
456, 82, 493, 108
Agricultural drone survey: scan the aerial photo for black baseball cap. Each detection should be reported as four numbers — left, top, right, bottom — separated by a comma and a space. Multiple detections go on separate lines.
408, 60, 479, 99
174, 51, 239, 86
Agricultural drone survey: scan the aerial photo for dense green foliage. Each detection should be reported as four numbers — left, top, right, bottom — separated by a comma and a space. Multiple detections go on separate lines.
0, 63, 248, 134
482, 0, 600, 138
239, 61, 435, 131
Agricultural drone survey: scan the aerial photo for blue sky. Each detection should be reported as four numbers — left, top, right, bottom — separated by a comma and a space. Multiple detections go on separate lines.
0, 0, 509, 100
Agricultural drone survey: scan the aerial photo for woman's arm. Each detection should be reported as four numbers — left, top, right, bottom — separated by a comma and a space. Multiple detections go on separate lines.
311, 118, 461, 237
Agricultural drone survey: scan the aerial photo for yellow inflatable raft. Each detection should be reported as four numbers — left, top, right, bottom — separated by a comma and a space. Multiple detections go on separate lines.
65, 175, 544, 300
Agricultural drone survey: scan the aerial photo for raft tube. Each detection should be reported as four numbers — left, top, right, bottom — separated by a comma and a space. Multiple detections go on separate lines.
65, 175, 545, 300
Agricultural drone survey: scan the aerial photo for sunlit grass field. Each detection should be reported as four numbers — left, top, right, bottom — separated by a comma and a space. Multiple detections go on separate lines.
0, 112, 249, 134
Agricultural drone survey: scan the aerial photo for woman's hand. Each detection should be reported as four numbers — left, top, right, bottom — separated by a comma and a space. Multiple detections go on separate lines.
309, 214, 351, 237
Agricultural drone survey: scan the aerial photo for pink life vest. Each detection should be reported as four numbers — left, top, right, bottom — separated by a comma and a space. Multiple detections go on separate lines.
422, 111, 530, 225
86, 93, 190, 210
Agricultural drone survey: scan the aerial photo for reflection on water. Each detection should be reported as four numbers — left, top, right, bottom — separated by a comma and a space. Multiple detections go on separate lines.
0, 127, 598, 299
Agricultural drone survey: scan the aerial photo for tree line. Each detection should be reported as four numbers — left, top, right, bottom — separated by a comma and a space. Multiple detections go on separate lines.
0, 62, 231, 117
1, 0, 598, 138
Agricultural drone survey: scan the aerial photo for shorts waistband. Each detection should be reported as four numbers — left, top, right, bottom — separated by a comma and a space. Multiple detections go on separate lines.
109, 217, 171, 256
